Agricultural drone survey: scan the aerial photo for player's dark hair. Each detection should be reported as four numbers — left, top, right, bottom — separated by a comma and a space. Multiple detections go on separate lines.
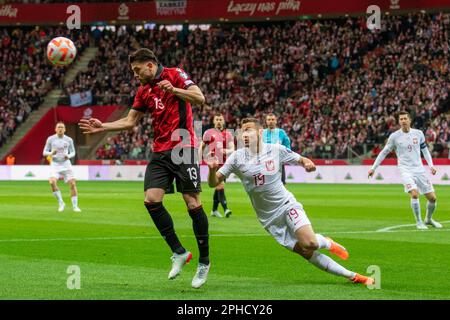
397, 111, 411, 120
214, 113, 224, 118
128, 48, 159, 65
265, 113, 277, 119
241, 117, 262, 128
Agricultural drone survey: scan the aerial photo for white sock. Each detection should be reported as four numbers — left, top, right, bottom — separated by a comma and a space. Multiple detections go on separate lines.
315, 234, 331, 250
53, 190, 63, 204
410, 198, 422, 223
308, 251, 355, 279
71, 196, 78, 208
426, 201, 436, 222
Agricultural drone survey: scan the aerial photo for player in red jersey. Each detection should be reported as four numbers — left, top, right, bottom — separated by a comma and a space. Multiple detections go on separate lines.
79, 48, 210, 289
199, 114, 235, 218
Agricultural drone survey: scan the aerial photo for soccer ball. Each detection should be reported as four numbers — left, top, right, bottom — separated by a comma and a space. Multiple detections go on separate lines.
47, 37, 77, 66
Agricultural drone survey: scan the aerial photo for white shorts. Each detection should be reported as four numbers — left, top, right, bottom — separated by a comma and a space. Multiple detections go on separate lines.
50, 168, 75, 183
401, 171, 434, 194
264, 202, 311, 251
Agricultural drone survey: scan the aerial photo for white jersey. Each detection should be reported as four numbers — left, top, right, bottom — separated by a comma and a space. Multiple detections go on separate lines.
43, 134, 76, 171
372, 128, 433, 174
218, 144, 301, 228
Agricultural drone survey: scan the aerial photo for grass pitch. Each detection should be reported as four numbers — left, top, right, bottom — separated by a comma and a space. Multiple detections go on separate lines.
0, 181, 449, 300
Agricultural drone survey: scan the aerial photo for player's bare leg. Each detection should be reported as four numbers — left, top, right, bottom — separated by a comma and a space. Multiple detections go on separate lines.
183, 192, 210, 289
293, 225, 374, 285
49, 178, 65, 212
410, 189, 427, 229
211, 183, 223, 218
424, 192, 441, 228
144, 188, 191, 280
68, 179, 81, 212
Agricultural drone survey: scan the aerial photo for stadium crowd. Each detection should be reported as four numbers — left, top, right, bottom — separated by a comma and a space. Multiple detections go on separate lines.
0, 26, 90, 148
89, 13, 449, 160
1, 13, 448, 160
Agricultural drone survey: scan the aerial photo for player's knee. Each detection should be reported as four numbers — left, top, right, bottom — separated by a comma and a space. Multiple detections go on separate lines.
300, 239, 319, 251
410, 191, 419, 199
183, 193, 201, 210
186, 201, 201, 211
428, 195, 437, 203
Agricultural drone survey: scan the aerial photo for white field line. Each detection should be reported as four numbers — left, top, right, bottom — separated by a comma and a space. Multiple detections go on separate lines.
0, 225, 449, 243
376, 220, 450, 232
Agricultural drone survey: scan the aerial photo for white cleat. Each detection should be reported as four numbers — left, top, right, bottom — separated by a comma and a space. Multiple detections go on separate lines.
73, 207, 82, 213
416, 222, 428, 230
168, 251, 192, 280
224, 209, 232, 218
425, 219, 443, 229
58, 203, 65, 212
211, 210, 223, 218
192, 263, 210, 289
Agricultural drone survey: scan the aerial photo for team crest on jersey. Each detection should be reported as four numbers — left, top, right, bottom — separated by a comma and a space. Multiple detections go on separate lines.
265, 160, 275, 172
412, 138, 418, 144
176, 68, 188, 79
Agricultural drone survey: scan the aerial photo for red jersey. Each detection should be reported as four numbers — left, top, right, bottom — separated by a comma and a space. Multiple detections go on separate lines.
202, 128, 234, 165
132, 65, 197, 152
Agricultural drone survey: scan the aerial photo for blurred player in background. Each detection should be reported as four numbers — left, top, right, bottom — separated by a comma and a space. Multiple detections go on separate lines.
199, 113, 234, 218
43, 122, 81, 213
79, 48, 210, 289
368, 111, 441, 230
263, 113, 291, 184
208, 118, 374, 285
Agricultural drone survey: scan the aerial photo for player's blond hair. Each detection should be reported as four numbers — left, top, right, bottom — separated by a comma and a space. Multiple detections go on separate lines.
241, 117, 262, 129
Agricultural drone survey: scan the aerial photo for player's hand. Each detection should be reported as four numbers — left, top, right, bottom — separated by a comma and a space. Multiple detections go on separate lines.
430, 167, 437, 175
206, 152, 219, 170
302, 158, 316, 172
64, 155, 69, 160
51, 149, 58, 155
78, 118, 104, 134
368, 169, 375, 178
157, 80, 174, 93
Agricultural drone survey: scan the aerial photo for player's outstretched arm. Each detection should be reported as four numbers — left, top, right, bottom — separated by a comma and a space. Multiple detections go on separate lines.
420, 142, 437, 175
369, 136, 394, 178
298, 156, 316, 172
78, 109, 143, 134
206, 153, 225, 187
158, 81, 205, 105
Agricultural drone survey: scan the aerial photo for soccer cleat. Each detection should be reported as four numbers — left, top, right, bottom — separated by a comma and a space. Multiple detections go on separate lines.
326, 237, 349, 260
58, 202, 65, 212
424, 219, 442, 229
351, 273, 375, 286
192, 263, 210, 289
211, 210, 223, 218
73, 207, 82, 213
416, 222, 428, 230
168, 251, 192, 280
224, 209, 232, 218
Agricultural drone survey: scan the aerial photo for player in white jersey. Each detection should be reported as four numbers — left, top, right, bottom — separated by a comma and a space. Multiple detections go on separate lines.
43, 122, 81, 212
207, 118, 374, 286
368, 111, 440, 230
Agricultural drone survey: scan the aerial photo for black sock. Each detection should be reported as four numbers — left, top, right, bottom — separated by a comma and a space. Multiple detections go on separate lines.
212, 190, 219, 211
188, 205, 209, 265
145, 202, 186, 255
218, 189, 228, 210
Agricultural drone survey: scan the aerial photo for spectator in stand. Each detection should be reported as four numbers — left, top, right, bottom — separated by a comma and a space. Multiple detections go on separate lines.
56, 13, 450, 160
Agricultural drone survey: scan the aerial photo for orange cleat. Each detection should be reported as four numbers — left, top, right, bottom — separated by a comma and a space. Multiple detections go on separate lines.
326, 237, 349, 260
351, 273, 375, 286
